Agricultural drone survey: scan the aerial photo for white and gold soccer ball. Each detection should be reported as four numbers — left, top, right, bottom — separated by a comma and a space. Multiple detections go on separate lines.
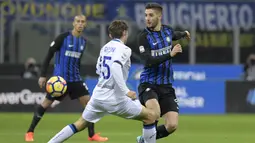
46, 76, 67, 97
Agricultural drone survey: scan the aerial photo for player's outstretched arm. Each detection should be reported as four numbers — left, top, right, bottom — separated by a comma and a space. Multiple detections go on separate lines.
40, 34, 66, 77
111, 61, 130, 95
111, 48, 133, 96
138, 34, 172, 68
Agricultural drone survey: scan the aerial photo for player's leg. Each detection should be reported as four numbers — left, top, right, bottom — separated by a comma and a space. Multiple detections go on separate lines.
123, 99, 160, 143
136, 84, 161, 143
114, 93, 160, 143
48, 98, 106, 143
77, 94, 95, 139
155, 85, 179, 140
112, 98, 160, 123
48, 116, 89, 143
132, 105, 160, 143
68, 81, 108, 142
158, 111, 178, 137
25, 94, 55, 142
137, 85, 179, 142
79, 95, 107, 141
141, 90, 161, 143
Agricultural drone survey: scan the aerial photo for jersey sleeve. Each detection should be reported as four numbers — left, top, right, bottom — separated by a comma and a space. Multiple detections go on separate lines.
40, 33, 67, 77
172, 31, 187, 41
110, 47, 131, 95
111, 62, 130, 95
137, 32, 172, 67
165, 26, 187, 41
163, 25, 187, 41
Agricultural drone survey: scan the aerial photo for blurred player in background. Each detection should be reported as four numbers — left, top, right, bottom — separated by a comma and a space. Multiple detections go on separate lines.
136, 3, 191, 143
25, 15, 108, 142
47, 20, 160, 143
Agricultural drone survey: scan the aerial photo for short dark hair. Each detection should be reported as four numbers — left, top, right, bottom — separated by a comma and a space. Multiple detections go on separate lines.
108, 20, 128, 39
145, 3, 163, 13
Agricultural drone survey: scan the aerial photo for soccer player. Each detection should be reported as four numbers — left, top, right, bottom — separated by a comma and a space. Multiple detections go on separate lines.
136, 3, 191, 143
47, 20, 161, 143
25, 15, 108, 142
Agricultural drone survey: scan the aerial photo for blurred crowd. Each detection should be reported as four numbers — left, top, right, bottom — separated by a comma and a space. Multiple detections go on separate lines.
21, 57, 40, 79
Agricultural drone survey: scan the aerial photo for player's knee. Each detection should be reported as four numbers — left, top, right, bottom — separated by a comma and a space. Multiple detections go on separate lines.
145, 99, 160, 119
165, 122, 178, 133
147, 103, 161, 120
154, 110, 161, 120
143, 110, 160, 124
151, 110, 160, 121
153, 105, 161, 119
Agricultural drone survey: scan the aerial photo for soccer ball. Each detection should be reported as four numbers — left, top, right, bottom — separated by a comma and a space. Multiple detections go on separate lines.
46, 76, 67, 97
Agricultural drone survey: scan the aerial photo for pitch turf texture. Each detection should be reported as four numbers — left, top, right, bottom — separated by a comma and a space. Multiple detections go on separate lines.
0, 113, 254, 143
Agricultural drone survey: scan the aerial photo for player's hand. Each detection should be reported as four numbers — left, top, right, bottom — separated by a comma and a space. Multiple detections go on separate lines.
38, 77, 47, 88
127, 91, 137, 100
185, 30, 191, 40
170, 44, 182, 57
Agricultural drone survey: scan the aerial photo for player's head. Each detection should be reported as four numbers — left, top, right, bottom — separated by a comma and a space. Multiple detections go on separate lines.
73, 15, 87, 33
145, 3, 162, 29
108, 20, 129, 44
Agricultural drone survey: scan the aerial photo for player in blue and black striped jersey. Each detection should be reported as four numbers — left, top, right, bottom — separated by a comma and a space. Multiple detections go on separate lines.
25, 15, 108, 142
136, 3, 191, 143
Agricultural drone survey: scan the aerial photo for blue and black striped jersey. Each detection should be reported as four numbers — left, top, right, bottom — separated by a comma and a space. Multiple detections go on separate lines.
41, 32, 86, 82
138, 25, 187, 85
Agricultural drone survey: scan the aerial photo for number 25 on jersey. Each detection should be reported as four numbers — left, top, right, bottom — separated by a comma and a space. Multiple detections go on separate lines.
99, 56, 111, 79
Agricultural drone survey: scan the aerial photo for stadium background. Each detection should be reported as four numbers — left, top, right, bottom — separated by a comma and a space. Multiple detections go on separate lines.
0, 0, 255, 142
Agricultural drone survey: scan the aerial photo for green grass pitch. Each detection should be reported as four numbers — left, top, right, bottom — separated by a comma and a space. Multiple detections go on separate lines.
0, 113, 254, 143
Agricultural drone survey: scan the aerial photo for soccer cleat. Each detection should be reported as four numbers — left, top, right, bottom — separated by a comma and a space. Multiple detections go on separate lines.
88, 133, 108, 142
25, 132, 34, 142
136, 135, 144, 143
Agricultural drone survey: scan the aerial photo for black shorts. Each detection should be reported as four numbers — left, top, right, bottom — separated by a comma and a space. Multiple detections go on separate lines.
46, 81, 89, 101
138, 83, 179, 116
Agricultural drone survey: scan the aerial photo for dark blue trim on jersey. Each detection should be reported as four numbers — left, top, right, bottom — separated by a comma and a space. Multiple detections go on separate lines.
113, 60, 123, 68
155, 32, 165, 84
66, 35, 71, 81
75, 38, 81, 81
62, 38, 67, 79
55, 51, 59, 64
69, 35, 75, 81
161, 28, 170, 84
